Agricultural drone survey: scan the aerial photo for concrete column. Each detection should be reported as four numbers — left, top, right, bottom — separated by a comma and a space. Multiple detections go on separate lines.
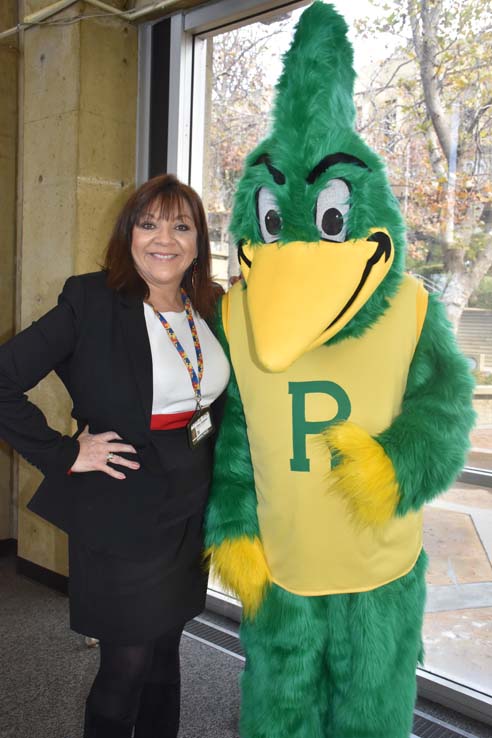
17, 1, 137, 575
0, 2, 18, 543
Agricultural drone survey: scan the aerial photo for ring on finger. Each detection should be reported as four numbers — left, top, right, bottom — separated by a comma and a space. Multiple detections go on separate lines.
107, 452, 115, 463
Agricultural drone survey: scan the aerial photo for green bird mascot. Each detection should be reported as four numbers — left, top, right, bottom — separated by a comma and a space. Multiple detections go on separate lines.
205, 3, 475, 737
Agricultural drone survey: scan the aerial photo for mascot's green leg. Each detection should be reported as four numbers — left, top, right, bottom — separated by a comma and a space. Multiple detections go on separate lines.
239, 584, 329, 738
239, 554, 426, 738
326, 552, 428, 738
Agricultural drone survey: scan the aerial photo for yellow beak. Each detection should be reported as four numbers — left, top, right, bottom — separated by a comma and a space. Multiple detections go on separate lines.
239, 228, 394, 372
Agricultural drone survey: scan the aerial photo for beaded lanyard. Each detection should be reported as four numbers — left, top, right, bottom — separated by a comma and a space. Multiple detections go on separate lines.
152, 288, 204, 408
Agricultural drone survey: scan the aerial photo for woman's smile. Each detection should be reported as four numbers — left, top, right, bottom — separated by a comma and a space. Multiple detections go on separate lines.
131, 200, 198, 292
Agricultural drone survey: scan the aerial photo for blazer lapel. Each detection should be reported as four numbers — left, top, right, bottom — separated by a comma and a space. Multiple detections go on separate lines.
117, 293, 153, 430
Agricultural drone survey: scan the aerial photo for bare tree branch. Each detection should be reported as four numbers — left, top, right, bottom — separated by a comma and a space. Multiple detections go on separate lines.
409, 0, 453, 163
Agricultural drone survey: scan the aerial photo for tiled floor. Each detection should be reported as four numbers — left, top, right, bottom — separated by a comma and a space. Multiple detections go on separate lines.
1, 552, 491, 738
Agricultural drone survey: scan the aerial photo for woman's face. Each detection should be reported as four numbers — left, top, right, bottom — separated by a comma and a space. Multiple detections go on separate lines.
131, 199, 198, 293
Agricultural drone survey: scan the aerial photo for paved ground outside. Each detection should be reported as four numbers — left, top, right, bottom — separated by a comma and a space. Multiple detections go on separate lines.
423, 481, 492, 695
469, 391, 492, 470
469, 426, 492, 471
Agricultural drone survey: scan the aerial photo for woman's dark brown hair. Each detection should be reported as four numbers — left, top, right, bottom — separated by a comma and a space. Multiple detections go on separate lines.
104, 174, 220, 320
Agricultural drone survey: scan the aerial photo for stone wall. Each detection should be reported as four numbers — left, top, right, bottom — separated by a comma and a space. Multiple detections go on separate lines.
16, 1, 137, 574
0, 1, 18, 542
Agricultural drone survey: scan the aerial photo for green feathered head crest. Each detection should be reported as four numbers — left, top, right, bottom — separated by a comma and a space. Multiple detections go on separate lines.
230, 1, 406, 371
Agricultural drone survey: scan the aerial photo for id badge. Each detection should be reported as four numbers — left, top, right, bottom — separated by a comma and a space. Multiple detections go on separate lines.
187, 406, 214, 449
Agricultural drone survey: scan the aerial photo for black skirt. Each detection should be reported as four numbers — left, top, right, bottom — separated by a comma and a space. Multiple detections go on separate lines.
68, 511, 207, 644
67, 427, 212, 644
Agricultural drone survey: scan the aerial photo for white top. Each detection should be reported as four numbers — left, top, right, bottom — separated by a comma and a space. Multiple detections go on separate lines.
143, 302, 230, 414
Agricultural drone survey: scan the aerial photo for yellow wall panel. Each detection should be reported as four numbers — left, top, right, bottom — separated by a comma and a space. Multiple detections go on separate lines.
17, 9, 138, 574
23, 24, 81, 124
0, 1, 18, 541
75, 179, 133, 274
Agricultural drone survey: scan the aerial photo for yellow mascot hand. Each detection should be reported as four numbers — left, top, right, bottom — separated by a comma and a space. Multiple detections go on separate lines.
206, 536, 271, 619
323, 422, 400, 525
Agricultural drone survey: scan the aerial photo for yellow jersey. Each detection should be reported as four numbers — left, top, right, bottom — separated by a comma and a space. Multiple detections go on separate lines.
224, 275, 427, 595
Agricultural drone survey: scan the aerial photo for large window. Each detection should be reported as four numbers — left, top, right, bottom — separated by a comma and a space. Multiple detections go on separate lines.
201, 6, 307, 285
146, 0, 492, 718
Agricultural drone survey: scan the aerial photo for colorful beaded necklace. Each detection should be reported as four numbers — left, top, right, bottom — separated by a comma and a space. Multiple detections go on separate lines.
151, 288, 204, 407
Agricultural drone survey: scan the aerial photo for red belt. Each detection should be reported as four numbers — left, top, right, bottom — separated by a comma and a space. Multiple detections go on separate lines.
150, 410, 194, 430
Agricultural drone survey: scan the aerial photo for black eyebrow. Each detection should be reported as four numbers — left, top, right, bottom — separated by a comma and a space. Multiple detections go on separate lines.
252, 154, 286, 185
306, 153, 370, 184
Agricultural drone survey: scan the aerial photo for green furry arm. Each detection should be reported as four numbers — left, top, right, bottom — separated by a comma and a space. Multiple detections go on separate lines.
377, 294, 475, 515
204, 296, 260, 547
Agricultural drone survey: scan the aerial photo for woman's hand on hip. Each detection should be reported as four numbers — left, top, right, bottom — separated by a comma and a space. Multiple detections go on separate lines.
70, 426, 140, 479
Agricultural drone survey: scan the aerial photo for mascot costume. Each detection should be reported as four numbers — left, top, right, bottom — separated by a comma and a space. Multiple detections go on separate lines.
205, 3, 475, 737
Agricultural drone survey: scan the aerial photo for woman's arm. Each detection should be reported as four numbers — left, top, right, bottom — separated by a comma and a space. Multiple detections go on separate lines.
0, 277, 84, 477
0, 276, 140, 480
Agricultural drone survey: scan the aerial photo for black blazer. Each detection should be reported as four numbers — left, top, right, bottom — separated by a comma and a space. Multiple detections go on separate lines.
0, 271, 225, 558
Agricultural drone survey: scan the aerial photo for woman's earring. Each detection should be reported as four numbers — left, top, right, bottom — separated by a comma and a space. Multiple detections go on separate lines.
191, 258, 198, 289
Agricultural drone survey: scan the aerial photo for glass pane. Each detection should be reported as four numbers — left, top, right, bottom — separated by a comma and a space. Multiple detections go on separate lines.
470, 388, 492, 471
201, 4, 307, 287
200, 0, 492, 474
423, 481, 492, 694
196, 0, 492, 699
351, 1, 492, 475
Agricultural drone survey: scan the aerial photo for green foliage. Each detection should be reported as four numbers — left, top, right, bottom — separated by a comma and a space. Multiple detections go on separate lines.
473, 370, 492, 385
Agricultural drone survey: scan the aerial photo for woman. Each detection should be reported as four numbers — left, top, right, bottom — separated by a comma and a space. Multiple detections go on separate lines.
0, 174, 230, 737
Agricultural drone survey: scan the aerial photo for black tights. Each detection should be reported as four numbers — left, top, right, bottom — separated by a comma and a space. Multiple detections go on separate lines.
86, 625, 183, 735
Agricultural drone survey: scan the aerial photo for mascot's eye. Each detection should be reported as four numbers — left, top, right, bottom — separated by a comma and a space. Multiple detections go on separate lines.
257, 187, 282, 243
315, 179, 350, 242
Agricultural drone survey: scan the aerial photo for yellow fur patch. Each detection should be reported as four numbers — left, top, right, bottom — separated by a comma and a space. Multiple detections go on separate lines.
205, 536, 271, 618
323, 422, 399, 524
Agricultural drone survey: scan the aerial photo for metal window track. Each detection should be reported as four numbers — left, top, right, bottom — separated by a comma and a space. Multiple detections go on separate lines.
412, 710, 480, 738
184, 616, 244, 661
183, 618, 484, 738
